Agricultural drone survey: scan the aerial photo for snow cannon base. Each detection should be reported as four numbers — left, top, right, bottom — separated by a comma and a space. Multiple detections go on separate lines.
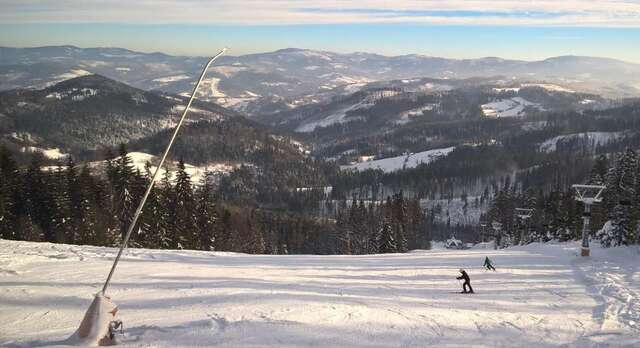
67, 293, 120, 346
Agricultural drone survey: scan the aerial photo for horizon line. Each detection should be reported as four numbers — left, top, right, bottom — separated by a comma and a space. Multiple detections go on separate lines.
3, 44, 639, 65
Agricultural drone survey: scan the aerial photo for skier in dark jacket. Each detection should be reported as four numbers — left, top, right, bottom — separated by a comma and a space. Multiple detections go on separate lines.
483, 257, 496, 271
456, 269, 474, 293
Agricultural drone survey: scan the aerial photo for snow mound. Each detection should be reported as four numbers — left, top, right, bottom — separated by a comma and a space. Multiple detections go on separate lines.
341, 147, 455, 173
67, 293, 118, 346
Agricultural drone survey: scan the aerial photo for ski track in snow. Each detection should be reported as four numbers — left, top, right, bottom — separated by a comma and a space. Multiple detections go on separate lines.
0, 240, 638, 347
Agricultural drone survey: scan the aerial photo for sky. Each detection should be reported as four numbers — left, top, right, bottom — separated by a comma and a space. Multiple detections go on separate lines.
1, 0, 639, 63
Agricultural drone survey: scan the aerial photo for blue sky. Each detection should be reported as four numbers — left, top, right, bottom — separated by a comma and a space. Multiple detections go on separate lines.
1, 1, 639, 63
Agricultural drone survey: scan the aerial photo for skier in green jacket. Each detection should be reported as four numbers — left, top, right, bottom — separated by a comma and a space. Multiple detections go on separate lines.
483, 256, 496, 271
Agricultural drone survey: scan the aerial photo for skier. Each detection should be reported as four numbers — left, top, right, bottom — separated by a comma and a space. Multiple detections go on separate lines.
456, 269, 474, 293
483, 256, 496, 271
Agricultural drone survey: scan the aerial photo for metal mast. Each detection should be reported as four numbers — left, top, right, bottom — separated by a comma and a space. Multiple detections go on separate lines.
101, 48, 228, 294
572, 184, 605, 257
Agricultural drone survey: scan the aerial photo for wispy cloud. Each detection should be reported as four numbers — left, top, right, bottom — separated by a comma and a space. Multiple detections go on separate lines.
1, 0, 640, 27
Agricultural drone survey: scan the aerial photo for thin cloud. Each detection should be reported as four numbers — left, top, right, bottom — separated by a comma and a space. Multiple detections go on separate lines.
1, 0, 640, 27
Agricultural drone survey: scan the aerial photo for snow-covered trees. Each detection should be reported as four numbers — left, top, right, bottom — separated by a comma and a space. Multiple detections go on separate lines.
0, 146, 18, 240
598, 148, 638, 247
378, 216, 397, 253
0, 143, 432, 255
195, 172, 219, 251
483, 147, 640, 248
332, 193, 429, 255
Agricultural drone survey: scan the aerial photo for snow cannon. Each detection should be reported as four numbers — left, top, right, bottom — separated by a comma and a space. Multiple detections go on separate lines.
67, 293, 120, 346
69, 48, 228, 346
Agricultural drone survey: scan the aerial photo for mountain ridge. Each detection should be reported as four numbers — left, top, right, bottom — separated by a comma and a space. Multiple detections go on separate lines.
7, 45, 638, 65
2, 46, 639, 104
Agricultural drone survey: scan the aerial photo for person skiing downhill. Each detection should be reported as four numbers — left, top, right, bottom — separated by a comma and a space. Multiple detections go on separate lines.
483, 256, 496, 271
457, 269, 474, 293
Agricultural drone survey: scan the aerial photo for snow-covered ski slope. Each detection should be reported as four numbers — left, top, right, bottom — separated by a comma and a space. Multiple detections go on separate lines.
341, 147, 455, 173
0, 240, 638, 347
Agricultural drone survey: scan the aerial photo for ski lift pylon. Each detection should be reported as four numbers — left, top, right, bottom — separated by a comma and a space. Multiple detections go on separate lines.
572, 184, 605, 257
572, 184, 605, 205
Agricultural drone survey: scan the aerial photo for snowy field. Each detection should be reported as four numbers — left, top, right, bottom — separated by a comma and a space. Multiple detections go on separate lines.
481, 97, 539, 118
341, 147, 455, 173
1, 240, 638, 347
539, 132, 623, 153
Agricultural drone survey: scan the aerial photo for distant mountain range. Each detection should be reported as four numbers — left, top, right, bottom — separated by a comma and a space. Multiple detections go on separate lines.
1, 46, 639, 114
1, 46, 640, 207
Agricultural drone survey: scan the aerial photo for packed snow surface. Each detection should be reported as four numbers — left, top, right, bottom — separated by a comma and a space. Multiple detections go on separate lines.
296, 100, 371, 133
481, 97, 539, 118
539, 132, 623, 153
0, 240, 638, 347
152, 75, 191, 84
521, 83, 575, 93
396, 104, 437, 125
341, 147, 455, 173
50, 70, 92, 84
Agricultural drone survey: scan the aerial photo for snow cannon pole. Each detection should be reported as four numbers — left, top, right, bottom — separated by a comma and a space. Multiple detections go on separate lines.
101, 48, 227, 295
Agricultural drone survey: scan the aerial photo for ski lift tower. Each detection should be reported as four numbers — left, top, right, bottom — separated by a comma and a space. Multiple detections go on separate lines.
515, 208, 533, 245
572, 184, 605, 257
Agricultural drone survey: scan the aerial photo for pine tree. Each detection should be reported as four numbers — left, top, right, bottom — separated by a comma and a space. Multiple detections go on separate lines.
0, 146, 18, 239
19, 212, 44, 242
24, 155, 57, 242
378, 213, 397, 253
195, 172, 220, 251
244, 210, 265, 253
154, 168, 174, 248
589, 155, 608, 185
111, 144, 139, 243
335, 199, 351, 254
51, 162, 70, 243
56, 157, 87, 243
77, 165, 100, 245
173, 159, 196, 249
610, 148, 636, 246
392, 192, 408, 252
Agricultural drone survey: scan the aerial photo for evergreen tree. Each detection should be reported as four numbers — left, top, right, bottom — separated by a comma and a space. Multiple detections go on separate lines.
610, 148, 636, 246
76, 165, 101, 245
0, 146, 18, 239
24, 155, 57, 242
173, 159, 196, 249
112, 144, 139, 242
195, 172, 220, 251
392, 192, 409, 252
378, 212, 397, 253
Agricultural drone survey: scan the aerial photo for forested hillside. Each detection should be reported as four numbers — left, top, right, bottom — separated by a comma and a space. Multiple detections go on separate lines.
0, 74, 230, 153
0, 48, 639, 255
0, 144, 431, 254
